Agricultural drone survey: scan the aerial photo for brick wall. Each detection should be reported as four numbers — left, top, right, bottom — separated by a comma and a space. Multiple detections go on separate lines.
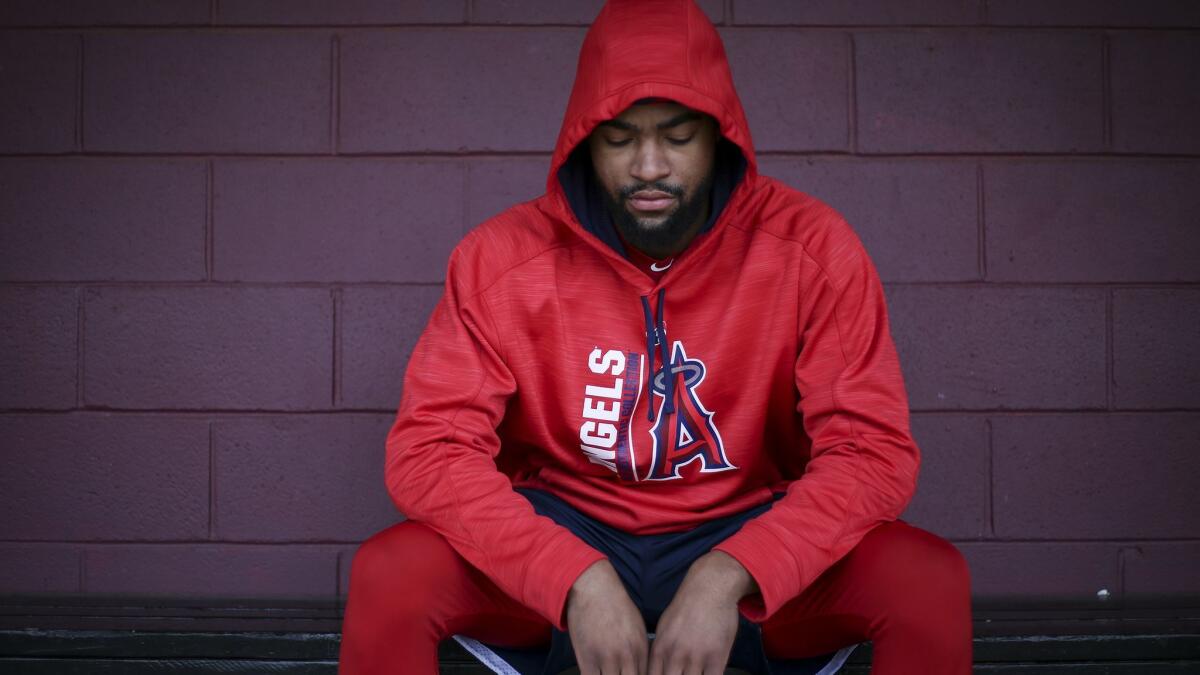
1, 1, 1197, 613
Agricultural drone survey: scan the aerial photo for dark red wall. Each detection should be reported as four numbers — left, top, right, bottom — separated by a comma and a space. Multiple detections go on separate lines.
1, 0, 1197, 612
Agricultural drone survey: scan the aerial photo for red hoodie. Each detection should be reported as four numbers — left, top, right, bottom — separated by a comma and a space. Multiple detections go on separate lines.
384, 0, 919, 633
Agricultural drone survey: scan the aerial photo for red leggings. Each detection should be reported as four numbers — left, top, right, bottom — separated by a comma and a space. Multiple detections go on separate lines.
338, 517, 972, 674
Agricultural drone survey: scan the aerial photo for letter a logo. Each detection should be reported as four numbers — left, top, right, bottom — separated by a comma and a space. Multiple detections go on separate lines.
646, 341, 737, 481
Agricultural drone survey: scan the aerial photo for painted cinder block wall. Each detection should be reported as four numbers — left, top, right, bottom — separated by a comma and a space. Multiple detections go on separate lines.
2, 0, 1198, 616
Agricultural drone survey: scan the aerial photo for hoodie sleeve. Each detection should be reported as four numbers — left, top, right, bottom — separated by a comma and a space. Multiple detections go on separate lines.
711, 211, 920, 624
384, 244, 608, 632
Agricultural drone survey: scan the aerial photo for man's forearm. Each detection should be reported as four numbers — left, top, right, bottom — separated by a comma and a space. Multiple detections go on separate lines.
687, 550, 760, 603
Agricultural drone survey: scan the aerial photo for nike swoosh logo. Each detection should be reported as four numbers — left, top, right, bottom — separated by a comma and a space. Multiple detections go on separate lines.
650, 259, 674, 272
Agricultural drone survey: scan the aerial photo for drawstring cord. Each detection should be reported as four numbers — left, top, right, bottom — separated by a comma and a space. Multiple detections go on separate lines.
639, 288, 675, 422
640, 295, 655, 420
656, 288, 675, 416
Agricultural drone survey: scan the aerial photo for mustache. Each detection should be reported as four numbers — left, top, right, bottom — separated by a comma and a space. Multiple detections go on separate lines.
618, 181, 685, 200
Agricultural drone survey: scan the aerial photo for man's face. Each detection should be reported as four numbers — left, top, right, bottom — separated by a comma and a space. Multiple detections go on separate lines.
586, 101, 719, 258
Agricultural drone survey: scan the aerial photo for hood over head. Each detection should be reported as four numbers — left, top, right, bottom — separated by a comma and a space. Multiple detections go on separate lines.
548, 0, 757, 260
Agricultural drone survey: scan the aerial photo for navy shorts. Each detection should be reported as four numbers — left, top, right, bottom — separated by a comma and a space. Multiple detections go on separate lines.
452, 487, 859, 675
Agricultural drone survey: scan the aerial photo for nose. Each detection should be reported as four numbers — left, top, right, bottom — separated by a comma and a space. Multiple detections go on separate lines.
630, 140, 670, 184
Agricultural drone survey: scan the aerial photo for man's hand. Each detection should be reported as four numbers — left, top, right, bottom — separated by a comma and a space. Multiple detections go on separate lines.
648, 551, 757, 675
567, 559, 649, 675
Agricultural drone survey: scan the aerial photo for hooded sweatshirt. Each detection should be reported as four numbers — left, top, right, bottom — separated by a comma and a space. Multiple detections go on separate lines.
384, 0, 919, 633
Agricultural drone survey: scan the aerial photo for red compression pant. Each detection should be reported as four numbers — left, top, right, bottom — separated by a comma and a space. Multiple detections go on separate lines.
338, 518, 973, 674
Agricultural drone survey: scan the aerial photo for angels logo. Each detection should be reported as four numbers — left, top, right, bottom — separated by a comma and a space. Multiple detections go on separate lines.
578, 348, 642, 480
645, 341, 737, 481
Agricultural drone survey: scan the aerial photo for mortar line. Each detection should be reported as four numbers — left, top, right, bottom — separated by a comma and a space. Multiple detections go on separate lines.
1113, 542, 1123, 600
986, 417, 995, 537
330, 34, 340, 154
1116, 545, 1128, 605
977, 162, 986, 280
332, 288, 342, 407
76, 288, 84, 407
1106, 289, 1114, 410
1102, 33, 1113, 150
75, 33, 84, 152
847, 32, 857, 154
208, 421, 216, 539
462, 159, 472, 235
205, 159, 214, 281
208, 420, 216, 535
335, 550, 344, 598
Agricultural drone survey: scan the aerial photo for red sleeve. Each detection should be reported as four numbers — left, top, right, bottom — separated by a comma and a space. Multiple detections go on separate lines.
711, 212, 920, 623
384, 245, 608, 632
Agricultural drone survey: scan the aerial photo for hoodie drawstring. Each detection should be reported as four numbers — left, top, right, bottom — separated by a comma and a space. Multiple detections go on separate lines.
639, 288, 675, 422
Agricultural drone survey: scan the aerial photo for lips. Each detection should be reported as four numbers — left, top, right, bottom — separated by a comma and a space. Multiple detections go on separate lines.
628, 190, 676, 212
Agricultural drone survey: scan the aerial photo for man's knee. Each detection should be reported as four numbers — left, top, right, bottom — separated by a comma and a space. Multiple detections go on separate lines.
858, 520, 971, 615
348, 520, 457, 617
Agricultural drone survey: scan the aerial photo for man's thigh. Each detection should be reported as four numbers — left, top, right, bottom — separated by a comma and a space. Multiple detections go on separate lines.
349, 519, 553, 648
758, 518, 968, 660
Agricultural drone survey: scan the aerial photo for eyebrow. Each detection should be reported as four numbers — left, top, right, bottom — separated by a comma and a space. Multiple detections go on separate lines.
597, 110, 705, 133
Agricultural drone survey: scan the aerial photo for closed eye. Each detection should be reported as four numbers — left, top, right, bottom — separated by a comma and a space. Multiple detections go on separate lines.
666, 135, 695, 146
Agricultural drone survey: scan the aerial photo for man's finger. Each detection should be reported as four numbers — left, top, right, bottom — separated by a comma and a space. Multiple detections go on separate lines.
661, 653, 687, 675
647, 645, 665, 675
597, 657, 617, 675
710, 652, 733, 674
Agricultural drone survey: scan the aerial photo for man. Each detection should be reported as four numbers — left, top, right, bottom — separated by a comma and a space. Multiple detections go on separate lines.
338, 1, 972, 673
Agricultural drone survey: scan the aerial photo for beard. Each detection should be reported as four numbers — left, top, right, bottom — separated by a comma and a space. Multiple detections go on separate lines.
600, 169, 715, 257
